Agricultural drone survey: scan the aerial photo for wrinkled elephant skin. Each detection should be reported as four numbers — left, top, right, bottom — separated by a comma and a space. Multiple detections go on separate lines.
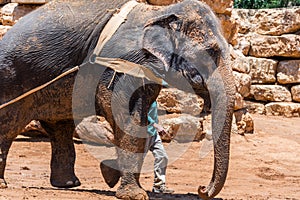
0, 0, 235, 199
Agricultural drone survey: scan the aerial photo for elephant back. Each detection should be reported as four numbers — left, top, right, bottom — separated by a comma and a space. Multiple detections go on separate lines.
0, 0, 131, 105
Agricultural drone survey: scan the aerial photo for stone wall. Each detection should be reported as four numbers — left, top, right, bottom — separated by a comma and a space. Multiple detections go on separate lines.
232, 8, 300, 117
1, 0, 237, 41
0, 0, 43, 39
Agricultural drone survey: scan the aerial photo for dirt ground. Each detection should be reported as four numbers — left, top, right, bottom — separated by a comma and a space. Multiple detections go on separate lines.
1, 114, 299, 200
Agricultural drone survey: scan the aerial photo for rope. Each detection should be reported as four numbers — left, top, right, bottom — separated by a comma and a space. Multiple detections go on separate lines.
0, 66, 79, 110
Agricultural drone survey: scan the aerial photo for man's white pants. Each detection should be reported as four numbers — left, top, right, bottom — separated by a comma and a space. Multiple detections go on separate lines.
145, 134, 169, 187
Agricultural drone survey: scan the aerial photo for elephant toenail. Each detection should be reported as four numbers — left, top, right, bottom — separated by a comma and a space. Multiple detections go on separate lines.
66, 181, 74, 186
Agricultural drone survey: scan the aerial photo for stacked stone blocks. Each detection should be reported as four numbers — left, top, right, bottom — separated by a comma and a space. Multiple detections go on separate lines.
233, 7, 300, 117
0, 0, 48, 39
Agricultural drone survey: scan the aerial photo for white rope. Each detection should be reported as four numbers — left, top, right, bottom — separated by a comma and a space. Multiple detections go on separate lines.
0, 66, 79, 110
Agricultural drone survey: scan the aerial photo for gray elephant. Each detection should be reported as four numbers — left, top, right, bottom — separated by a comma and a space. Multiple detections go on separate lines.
0, 0, 236, 199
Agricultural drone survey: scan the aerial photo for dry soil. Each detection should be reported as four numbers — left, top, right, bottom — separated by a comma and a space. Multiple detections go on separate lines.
0, 114, 299, 200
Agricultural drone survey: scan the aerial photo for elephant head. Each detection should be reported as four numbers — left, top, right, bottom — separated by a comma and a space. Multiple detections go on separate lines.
141, 2, 235, 199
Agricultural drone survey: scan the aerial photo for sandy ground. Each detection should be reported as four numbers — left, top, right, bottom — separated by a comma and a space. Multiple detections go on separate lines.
1, 114, 299, 200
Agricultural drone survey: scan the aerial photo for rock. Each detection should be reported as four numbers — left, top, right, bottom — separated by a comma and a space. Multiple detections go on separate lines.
201, 0, 233, 14
0, 0, 10, 5
234, 108, 254, 134
250, 8, 300, 36
160, 110, 253, 142
1, 3, 39, 26
249, 34, 300, 58
138, 0, 234, 15
231, 114, 239, 135
202, 114, 241, 138
21, 120, 47, 137
230, 48, 250, 73
201, 114, 213, 140
265, 102, 300, 117
159, 114, 204, 142
234, 34, 251, 55
249, 85, 292, 102
11, 0, 49, 4
138, 0, 180, 6
247, 57, 277, 84
1, 3, 18, 25
75, 116, 114, 146
0, 25, 11, 40
233, 8, 300, 36
233, 71, 251, 97
277, 60, 300, 84
234, 93, 245, 110
217, 14, 238, 45
162, 110, 254, 141
157, 88, 203, 116
232, 9, 254, 34
291, 85, 300, 102
244, 101, 266, 115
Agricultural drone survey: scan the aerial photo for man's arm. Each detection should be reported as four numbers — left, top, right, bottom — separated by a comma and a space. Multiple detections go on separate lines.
153, 123, 167, 136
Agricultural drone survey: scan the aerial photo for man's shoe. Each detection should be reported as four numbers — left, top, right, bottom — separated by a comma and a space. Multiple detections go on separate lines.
152, 185, 174, 194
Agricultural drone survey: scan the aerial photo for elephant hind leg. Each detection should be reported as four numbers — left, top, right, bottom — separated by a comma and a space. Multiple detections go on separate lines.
40, 120, 80, 188
0, 137, 14, 188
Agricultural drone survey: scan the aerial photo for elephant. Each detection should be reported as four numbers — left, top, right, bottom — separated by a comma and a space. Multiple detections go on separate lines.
0, 0, 236, 199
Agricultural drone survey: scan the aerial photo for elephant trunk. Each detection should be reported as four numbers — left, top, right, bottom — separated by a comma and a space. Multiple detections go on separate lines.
198, 111, 232, 199
198, 65, 235, 200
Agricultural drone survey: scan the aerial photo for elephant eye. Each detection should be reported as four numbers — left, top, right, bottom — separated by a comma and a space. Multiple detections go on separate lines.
169, 21, 180, 32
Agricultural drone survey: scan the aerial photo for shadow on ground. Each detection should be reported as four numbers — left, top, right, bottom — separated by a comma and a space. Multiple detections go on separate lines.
148, 191, 223, 200
27, 187, 223, 200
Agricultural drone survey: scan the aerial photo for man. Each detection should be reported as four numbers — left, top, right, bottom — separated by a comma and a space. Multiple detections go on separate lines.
146, 100, 174, 194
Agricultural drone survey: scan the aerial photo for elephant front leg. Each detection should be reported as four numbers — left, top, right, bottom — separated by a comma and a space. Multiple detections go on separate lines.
0, 138, 13, 188
40, 120, 80, 188
115, 136, 148, 200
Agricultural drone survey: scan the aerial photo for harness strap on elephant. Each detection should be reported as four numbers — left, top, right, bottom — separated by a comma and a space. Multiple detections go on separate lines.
0, 0, 163, 110
92, 0, 139, 56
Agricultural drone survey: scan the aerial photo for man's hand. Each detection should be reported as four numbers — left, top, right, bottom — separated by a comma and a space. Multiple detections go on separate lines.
153, 123, 167, 136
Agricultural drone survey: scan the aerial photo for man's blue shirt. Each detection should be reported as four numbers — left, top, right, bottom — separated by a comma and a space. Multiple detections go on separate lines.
147, 101, 158, 136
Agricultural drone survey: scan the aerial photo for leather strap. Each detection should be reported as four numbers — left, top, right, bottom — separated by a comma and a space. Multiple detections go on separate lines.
94, 56, 162, 84
92, 0, 140, 56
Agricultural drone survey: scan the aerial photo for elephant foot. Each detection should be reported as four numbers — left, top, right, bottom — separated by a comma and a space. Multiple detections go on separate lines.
41, 120, 80, 188
0, 178, 7, 189
116, 184, 148, 200
100, 159, 120, 188
50, 175, 81, 188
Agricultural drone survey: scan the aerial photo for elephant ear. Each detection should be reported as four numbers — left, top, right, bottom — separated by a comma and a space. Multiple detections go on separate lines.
142, 14, 181, 72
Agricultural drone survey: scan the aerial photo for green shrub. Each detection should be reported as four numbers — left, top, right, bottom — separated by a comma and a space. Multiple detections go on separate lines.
234, 0, 300, 8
